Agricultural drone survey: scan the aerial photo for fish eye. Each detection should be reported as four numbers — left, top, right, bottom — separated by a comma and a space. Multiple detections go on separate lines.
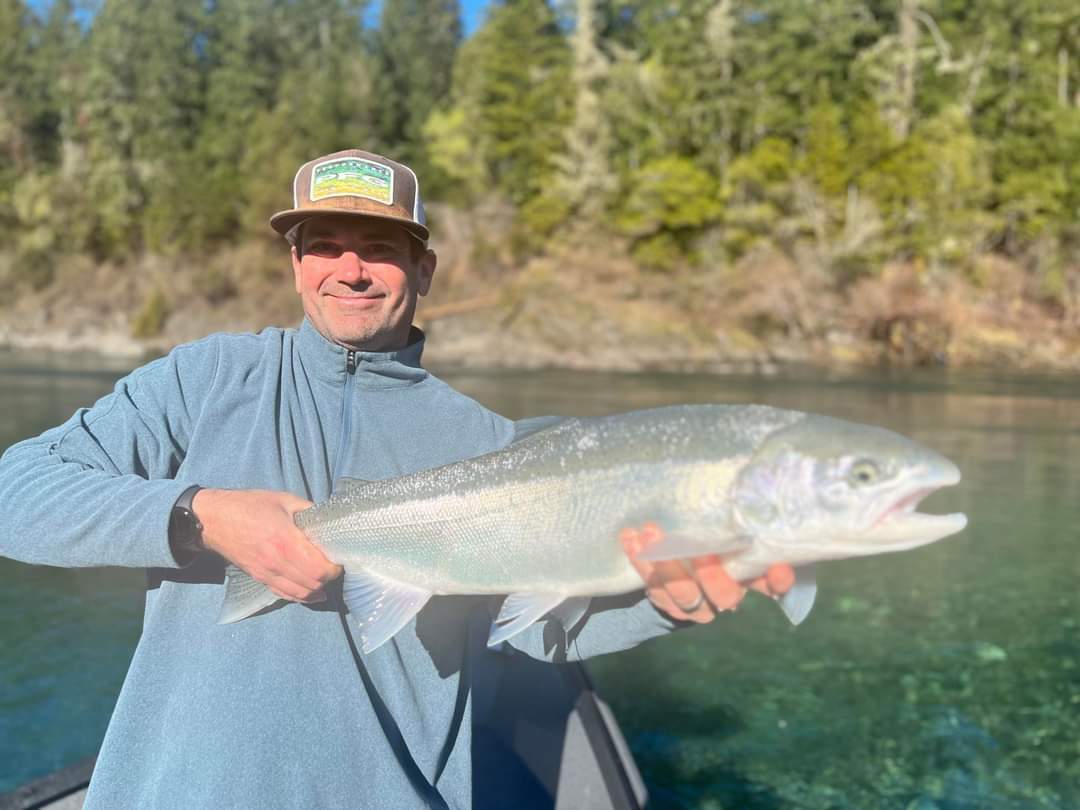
848, 459, 880, 486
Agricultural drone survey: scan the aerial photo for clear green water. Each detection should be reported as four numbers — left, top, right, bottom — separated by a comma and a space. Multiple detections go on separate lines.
1, 352, 1076, 807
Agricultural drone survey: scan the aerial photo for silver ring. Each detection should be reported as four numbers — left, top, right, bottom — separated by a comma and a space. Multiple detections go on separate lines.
680, 593, 705, 613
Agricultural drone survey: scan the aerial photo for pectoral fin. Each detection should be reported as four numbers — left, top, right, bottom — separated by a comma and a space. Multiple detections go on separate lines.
633, 532, 752, 562
219, 565, 280, 624
488, 592, 568, 647
779, 564, 817, 625
343, 570, 432, 653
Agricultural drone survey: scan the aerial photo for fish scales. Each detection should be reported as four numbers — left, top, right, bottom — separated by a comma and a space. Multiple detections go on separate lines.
296, 405, 790, 594
301, 463, 657, 594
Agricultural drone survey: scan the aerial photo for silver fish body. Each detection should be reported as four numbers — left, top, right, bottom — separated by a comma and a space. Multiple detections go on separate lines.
220, 404, 967, 651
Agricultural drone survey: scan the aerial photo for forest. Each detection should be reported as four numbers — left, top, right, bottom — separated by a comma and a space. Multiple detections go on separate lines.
1, 0, 1078, 369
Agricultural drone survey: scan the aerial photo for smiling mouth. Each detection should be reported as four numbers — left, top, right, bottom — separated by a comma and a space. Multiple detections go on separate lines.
329, 293, 383, 303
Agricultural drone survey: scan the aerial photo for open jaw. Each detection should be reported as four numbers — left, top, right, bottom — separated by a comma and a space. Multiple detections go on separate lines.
848, 471, 968, 554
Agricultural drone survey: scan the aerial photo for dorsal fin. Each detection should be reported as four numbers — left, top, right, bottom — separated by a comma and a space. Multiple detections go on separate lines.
333, 477, 374, 494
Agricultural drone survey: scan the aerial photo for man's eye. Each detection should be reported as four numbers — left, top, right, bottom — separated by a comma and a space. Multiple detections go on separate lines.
363, 244, 399, 259
307, 241, 342, 257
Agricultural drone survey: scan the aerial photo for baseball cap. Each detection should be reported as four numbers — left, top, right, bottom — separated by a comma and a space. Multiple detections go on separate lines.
269, 148, 429, 244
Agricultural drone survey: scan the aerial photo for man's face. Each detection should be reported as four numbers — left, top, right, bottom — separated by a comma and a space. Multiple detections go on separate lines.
292, 216, 436, 352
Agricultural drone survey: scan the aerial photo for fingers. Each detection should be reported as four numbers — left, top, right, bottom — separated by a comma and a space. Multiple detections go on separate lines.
195, 488, 342, 603
690, 555, 747, 611
622, 525, 715, 623
252, 526, 341, 602
747, 564, 796, 598
640, 524, 710, 616
278, 492, 316, 515
267, 575, 328, 604
287, 530, 344, 583
622, 523, 798, 622
650, 560, 715, 623
766, 564, 796, 595
258, 535, 328, 591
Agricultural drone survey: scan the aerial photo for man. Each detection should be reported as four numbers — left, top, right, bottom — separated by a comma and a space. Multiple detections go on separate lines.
0, 149, 791, 808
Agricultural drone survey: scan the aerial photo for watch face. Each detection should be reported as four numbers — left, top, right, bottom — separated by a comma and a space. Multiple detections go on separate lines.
171, 506, 204, 553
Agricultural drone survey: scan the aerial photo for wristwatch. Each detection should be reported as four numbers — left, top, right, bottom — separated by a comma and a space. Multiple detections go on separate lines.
169, 485, 205, 565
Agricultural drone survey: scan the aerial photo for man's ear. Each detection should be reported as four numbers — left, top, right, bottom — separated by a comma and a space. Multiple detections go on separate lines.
291, 246, 303, 295
416, 249, 437, 297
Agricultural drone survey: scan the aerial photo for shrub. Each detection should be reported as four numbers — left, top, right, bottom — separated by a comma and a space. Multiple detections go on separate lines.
131, 288, 170, 338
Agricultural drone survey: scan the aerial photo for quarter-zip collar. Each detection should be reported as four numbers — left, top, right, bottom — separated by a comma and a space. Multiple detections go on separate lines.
296, 318, 428, 387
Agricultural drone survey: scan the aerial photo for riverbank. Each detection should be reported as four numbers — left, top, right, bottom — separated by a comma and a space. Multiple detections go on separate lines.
2, 238, 1078, 374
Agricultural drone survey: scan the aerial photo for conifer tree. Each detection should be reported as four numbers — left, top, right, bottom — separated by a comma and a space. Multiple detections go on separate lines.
374, 0, 461, 179
428, 0, 571, 206
0, 0, 50, 286
0, 0, 33, 176
239, 0, 378, 233
72, 0, 205, 255
549, 0, 615, 226
191, 0, 284, 245
21, 0, 80, 166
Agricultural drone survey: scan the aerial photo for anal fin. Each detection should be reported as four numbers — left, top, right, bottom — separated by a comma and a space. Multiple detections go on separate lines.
549, 596, 591, 636
488, 592, 567, 647
343, 570, 432, 653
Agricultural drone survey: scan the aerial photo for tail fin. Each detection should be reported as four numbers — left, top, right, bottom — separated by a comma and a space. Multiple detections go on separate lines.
218, 565, 280, 623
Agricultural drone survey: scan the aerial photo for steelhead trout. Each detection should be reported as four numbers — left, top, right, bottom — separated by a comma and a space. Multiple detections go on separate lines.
219, 405, 967, 652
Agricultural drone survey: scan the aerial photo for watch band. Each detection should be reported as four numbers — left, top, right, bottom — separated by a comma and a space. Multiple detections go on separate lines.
169, 484, 205, 565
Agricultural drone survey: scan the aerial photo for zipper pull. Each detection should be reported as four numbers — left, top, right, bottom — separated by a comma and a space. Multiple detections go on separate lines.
346, 350, 357, 375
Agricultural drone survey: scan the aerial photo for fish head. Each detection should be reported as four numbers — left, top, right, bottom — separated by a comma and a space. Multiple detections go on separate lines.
730, 414, 967, 563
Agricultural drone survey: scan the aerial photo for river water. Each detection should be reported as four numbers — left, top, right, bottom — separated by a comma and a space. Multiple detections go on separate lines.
1, 349, 1076, 808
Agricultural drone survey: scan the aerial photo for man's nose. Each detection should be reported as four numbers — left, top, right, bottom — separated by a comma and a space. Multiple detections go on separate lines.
334, 251, 371, 282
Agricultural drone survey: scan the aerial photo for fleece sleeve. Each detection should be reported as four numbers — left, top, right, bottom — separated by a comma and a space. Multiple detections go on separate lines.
0, 343, 218, 569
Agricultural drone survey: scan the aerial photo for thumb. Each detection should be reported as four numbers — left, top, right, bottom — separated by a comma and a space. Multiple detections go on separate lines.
277, 492, 315, 515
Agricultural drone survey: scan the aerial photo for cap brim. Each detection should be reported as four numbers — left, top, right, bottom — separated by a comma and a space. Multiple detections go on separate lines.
269, 208, 430, 243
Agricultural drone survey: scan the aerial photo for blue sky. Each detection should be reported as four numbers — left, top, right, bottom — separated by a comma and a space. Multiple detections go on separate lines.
367, 0, 491, 36
32, 0, 494, 38
460, 0, 491, 35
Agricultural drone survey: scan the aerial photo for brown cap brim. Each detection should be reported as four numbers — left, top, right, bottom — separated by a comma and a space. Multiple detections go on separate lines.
269, 208, 430, 244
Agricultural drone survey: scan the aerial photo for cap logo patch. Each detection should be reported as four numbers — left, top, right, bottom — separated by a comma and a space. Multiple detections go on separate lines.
309, 157, 394, 206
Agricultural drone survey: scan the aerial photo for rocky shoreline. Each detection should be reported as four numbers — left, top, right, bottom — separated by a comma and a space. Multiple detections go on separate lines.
3, 246, 1078, 376
3, 301, 1078, 378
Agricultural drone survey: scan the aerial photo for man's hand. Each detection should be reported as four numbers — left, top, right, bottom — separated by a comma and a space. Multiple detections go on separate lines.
193, 488, 343, 603
620, 522, 795, 623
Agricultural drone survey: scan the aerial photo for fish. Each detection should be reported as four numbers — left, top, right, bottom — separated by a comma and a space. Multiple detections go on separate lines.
219, 404, 967, 652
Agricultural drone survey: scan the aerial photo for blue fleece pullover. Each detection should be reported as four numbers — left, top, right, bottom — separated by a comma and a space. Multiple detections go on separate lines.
0, 320, 675, 809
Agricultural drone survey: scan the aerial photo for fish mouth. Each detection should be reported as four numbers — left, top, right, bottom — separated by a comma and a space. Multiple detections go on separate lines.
850, 465, 967, 554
